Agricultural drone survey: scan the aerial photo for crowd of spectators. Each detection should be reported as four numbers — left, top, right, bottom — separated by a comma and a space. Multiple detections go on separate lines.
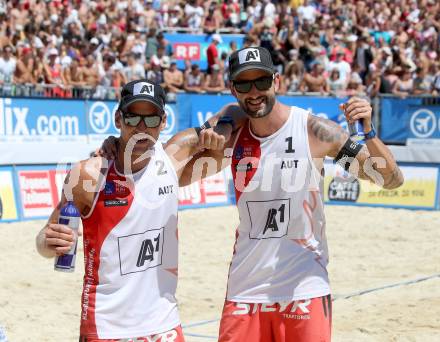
0, 0, 440, 99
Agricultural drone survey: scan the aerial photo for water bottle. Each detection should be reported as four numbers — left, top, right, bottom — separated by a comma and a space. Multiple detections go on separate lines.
54, 201, 80, 272
344, 97, 368, 143
348, 120, 365, 143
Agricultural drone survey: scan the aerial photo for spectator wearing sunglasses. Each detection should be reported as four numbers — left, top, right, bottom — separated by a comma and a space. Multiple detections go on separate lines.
36, 79, 231, 341
180, 46, 403, 342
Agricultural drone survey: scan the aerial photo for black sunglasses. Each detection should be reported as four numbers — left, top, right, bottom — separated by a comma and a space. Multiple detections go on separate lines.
122, 112, 162, 128
233, 74, 275, 93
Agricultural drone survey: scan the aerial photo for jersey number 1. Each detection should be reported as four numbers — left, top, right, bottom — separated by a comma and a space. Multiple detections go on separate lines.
285, 137, 295, 153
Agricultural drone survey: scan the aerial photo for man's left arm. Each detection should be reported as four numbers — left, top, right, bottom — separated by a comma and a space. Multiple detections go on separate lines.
308, 97, 404, 189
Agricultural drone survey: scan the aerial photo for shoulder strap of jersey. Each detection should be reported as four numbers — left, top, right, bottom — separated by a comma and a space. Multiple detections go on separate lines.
82, 159, 112, 219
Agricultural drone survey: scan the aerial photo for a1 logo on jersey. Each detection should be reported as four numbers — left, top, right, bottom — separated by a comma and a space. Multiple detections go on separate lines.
247, 199, 290, 239
117, 227, 164, 275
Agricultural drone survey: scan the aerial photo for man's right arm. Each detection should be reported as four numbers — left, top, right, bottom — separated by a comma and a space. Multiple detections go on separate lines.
36, 158, 105, 258
177, 137, 235, 187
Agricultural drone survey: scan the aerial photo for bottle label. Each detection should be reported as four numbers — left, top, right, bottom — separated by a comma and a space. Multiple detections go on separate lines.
59, 217, 69, 225
58, 215, 80, 230
348, 121, 365, 143
54, 240, 78, 271
54, 204, 80, 272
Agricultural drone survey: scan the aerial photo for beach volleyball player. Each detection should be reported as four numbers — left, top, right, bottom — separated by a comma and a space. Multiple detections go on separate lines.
179, 47, 404, 341
35, 80, 229, 341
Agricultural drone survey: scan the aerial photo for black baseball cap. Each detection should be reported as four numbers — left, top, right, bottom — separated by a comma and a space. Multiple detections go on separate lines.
118, 79, 166, 114
228, 46, 276, 81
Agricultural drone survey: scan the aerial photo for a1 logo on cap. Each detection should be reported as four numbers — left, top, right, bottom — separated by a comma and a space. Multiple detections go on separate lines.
133, 82, 155, 97
238, 48, 261, 64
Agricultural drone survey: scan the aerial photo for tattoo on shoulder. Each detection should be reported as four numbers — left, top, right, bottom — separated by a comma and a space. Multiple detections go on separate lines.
308, 115, 348, 143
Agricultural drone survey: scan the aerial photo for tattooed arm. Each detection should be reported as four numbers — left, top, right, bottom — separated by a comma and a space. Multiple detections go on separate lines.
307, 98, 404, 189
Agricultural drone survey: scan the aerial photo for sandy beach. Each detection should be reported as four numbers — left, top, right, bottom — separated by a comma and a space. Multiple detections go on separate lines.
0, 205, 439, 341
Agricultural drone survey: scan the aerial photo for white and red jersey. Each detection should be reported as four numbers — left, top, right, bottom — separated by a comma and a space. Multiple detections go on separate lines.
80, 142, 180, 339
228, 106, 330, 303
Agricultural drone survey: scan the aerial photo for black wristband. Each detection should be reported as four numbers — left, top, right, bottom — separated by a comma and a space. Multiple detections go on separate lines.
194, 120, 212, 136
334, 138, 363, 171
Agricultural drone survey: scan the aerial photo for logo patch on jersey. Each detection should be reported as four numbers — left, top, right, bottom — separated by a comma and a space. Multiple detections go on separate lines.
235, 162, 253, 172
104, 181, 115, 195
234, 145, 244, 159
118, 227, 164, 275
104, 180, 130, 197
246, 199, 291, 239
243, 146, 254, 156
116, 180, 131, 196
104, 199, 128, 207
234, 144, 257, 161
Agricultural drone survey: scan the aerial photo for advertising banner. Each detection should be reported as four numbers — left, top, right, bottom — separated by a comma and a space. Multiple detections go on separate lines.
406, 105, 440, 146
201, 171, 229, 204
179, 93, 235, 127
86, 100, 119, 145
1, 94, 352, 160
48, 169, 68, 204
324, 162, 439, 209
86, 100, 179, 145
16, 167, 67, 218
379, 97, 423, 144
164, 33, 244, 70
0, 97, 87, 143
18, 169, 56, 218
279, 95, 348, 125
12, 164, 228, 221
6, 95, 440, 152
178, 171, 229, 208
179, 181, 204, 207
0, 168, 18, 221
160, 103, 179, 142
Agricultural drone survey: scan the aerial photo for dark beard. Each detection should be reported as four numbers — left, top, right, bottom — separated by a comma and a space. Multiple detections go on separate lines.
239, 94, 276, 118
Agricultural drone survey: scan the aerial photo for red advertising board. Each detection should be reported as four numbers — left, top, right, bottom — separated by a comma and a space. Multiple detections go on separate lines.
179, 181, 203, 206
14, 165, 228, 219
18, 170, 55, 217
17, 169, 67, 218
202, 172, 228, 204
178, 172, 228, 207
50, 169, 67, 203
